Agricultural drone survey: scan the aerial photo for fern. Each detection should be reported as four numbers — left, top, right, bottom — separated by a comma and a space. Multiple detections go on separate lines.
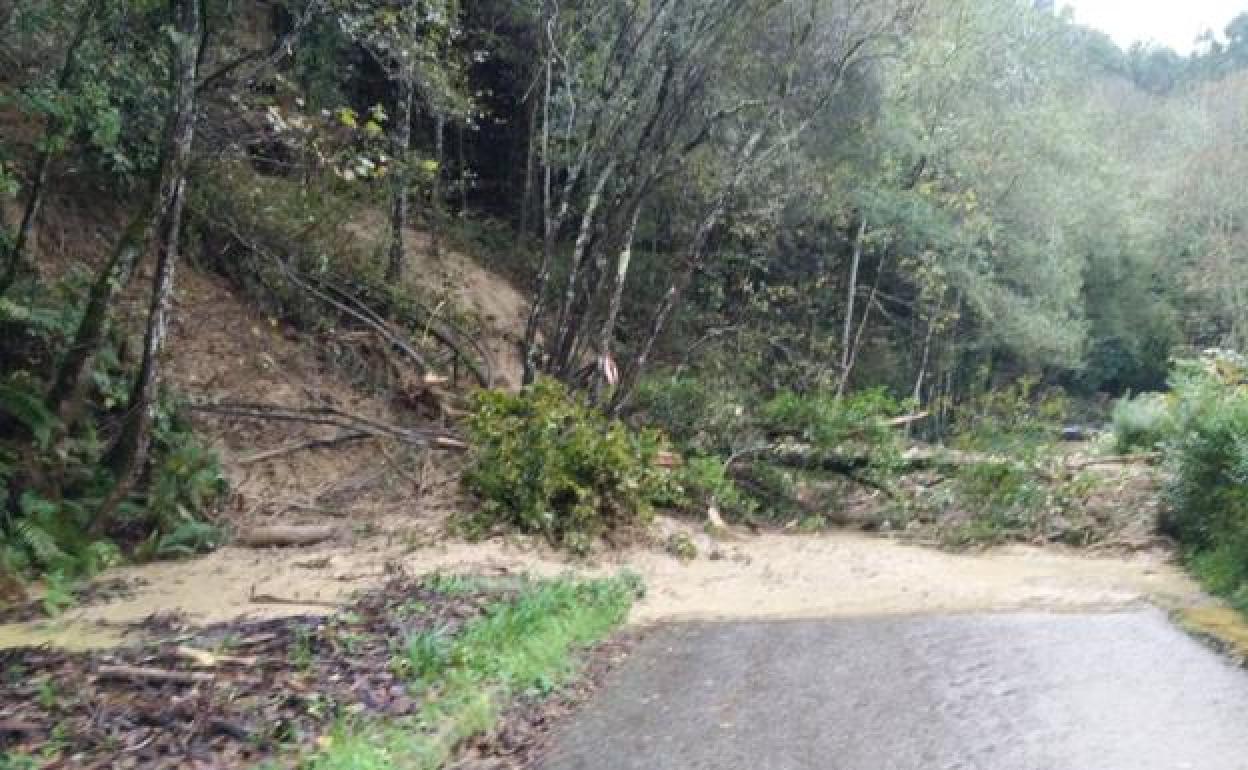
12, 519, 70, 570
0, 379, 58, 447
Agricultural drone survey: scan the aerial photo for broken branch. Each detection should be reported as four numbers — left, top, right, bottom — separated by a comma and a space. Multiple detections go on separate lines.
96, 665, 214, 685
236, 431, 374, 465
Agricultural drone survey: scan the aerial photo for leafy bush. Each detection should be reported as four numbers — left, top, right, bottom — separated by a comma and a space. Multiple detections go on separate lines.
951, 377, 1068, 460
461, 380, 667, 550
664, 454, 756, 521
630, 375, 750, 454
761, 388, 905, 447
1111, 392, 1173, 452
943, 461, 1051, 545
1148, 351, 1248, 606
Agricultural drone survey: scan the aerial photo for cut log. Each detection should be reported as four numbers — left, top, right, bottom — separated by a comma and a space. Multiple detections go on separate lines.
236, 525, 337, 548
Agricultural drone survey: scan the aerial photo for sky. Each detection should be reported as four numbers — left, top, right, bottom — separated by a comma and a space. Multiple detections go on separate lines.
1060, 0, 1247, 52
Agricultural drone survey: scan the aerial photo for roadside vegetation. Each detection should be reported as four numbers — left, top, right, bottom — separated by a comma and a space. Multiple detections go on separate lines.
1112, 351, 1248, 613
0, 572, 640, 769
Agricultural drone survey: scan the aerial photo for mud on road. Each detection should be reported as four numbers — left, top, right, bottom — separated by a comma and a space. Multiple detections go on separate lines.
0, 524, 1207, 649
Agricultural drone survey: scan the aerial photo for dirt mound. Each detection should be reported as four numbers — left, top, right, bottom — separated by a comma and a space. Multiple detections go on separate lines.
168, 267, 464, 531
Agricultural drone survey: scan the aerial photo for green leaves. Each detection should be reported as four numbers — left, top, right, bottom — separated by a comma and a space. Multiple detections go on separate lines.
462, 380, 665, 550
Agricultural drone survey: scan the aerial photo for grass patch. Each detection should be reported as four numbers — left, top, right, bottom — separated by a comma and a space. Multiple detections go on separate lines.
300, 573, 641, 770
1177, 606, 1248, 663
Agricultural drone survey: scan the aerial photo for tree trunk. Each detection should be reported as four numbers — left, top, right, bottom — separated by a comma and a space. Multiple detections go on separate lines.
94, 0, 203, 530
518, 95, 538, 240
0, 1, 98, 296
386, 68, 414, 282
842, 250, 887, 397
912, 300, 941, 408
836, 218, 867, 398
521, 44, 555, 385
45, 216, 155, 419
430, 112, 445, 259
550, 159, 615, 374
590, 202, 642, 403
456, 122, 468, 215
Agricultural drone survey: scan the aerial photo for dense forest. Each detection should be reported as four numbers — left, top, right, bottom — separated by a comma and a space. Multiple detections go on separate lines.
4, 0, 1248, 600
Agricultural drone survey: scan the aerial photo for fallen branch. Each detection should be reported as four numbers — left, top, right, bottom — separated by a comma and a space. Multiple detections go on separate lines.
203, 209, 495, 388
901, 446, 1059, 481
236, 525, 337, 548
1065, 452, 1161, 471
236, 431, 373, 465
0, 720, 43, 734
197, 0, 324, 92
96, 665, 214, 685
727, 444, 892, 497
273, 256, 436, 377
189, 401, 467, 450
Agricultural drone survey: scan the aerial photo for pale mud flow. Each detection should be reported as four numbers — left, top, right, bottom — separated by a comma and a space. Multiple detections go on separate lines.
0, 520, 1205, 650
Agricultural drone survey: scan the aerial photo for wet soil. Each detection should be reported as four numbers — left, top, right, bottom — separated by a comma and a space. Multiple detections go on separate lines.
0, 524, 1207, 650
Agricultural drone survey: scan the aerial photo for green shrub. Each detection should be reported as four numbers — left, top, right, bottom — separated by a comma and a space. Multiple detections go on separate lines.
947, 461, 1048, 543
1161, 351, 1248, 604
461, 380, 667, 550
630, 375, 750, 454
1111, 392, 1173, 452
666, 454, 756, 521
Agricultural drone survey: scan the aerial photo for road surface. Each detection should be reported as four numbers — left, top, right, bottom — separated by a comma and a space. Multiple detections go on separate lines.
542, 609, 1248, 770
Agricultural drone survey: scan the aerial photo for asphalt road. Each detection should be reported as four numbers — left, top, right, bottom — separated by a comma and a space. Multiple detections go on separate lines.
541, 610, 1248, 770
